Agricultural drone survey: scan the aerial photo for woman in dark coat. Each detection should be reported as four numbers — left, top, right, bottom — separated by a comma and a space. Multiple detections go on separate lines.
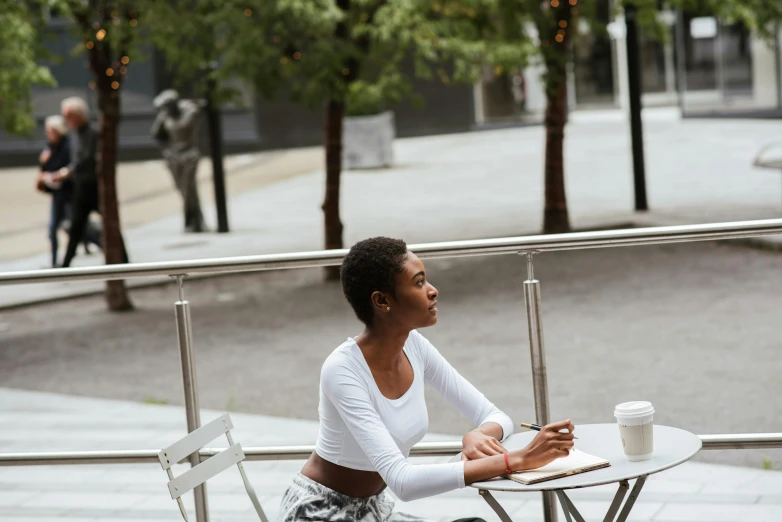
37, 115, 100, 267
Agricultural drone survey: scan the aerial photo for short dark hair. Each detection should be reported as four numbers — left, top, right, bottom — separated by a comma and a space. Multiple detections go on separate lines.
341, 237, 408, 326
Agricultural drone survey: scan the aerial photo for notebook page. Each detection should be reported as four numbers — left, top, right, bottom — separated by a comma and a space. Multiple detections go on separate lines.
508, 449, 609, 484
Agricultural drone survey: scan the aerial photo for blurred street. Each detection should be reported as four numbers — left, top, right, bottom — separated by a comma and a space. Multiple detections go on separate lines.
2, 108, 782, 307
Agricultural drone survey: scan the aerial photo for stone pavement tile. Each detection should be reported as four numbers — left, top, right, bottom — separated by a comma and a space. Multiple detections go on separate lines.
642, 492, 760, 505
653, 503, 782, 522
0, 490, 41, 506
132, 491, 255, 514
700, 471, 782, 496
0, 466, 109, 486
652, 461, 763, 487
0, 518, 99, 522
0, 506, 72, 517
19, 492, 150, 510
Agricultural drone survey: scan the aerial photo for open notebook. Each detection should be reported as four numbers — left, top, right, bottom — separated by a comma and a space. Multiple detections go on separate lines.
507, 449, 610, 485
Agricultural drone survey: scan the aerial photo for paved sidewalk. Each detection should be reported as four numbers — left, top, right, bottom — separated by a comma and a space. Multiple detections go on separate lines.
2, 108, 782, 308
1, 387, 780, 522
0, 146, 322, 261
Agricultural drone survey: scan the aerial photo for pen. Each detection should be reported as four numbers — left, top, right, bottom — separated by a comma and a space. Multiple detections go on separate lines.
520, 422, 578, 439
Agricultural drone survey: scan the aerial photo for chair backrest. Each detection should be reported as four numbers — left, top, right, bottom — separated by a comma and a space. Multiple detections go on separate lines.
159, 413, 268, 522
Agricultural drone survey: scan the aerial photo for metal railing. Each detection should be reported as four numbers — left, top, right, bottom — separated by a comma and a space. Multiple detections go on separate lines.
3, 218, 782, 522
1, 433, 780, 467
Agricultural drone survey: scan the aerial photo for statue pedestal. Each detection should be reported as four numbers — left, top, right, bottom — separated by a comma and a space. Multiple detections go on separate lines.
342, 111, 395, 170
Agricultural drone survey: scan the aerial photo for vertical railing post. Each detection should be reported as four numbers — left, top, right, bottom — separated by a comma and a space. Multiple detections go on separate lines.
522, 253, 557, 522
173, 275, 209, 522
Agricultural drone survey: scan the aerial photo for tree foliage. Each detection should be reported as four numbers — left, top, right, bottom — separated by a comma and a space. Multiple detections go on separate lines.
0, 1, 56, 136
228, 0, 531, 115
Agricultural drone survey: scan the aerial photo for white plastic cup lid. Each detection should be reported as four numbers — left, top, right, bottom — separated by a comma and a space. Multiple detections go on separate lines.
614, 401, 655, 418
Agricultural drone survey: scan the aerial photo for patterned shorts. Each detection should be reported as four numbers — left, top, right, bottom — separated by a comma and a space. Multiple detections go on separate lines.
277, 473, 432, 522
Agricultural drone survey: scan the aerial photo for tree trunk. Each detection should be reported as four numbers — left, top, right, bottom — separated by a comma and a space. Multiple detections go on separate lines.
206, 77, 229, 233
322, 99, 345, 281
542, 77, 570, 234
97, 89, 134, 311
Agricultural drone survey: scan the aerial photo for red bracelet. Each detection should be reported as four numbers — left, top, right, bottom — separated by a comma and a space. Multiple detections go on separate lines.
503, 451, 511, 475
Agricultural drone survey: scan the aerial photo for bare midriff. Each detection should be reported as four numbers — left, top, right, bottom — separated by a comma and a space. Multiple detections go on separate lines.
300, 451, 387, 498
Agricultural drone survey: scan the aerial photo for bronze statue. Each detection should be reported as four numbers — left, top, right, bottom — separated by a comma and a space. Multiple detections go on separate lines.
152, 89, 207, 233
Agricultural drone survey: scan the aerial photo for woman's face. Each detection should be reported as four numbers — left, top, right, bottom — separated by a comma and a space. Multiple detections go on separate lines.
45, 125, 61, 144
388, 252, 439, 329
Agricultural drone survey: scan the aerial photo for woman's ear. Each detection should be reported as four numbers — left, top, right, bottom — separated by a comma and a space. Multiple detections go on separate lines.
370, 291, 391, 313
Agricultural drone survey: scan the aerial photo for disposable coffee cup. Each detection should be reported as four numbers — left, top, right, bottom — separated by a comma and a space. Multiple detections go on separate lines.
614, 401, 654, 461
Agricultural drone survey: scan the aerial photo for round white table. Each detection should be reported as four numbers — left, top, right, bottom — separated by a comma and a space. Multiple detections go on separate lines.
450, 424, 701, 522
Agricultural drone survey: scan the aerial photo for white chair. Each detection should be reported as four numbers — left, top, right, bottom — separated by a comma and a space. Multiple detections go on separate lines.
158, 413, 269, 522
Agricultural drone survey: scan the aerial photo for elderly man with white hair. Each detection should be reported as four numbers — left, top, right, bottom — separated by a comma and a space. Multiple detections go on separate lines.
54, 97, 128, 267
37, 114, 101, 267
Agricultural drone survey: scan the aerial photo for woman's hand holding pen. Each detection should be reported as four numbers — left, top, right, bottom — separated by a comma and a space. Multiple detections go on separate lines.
514, 419, 576, 471
462, 419, 576, 484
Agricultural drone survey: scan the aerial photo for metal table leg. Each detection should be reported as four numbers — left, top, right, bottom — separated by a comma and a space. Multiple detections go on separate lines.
477, 476, 648, 522
603, 480, 629, 522
616, 476, 647, 522
555, 491, 587, 522
479, 489, 514, 522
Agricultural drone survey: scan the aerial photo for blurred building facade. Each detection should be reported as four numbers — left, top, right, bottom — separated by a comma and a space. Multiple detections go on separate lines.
0, 15, 475, 167
1, 6, 779, 167
476, 2, 782, 124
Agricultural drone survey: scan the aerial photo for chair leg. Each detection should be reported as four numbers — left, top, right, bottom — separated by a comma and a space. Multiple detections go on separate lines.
236, 461, 269, 522
176, 497, 191, 522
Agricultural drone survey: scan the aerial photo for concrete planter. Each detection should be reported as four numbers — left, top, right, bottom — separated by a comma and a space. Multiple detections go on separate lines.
342, 111, 395, 170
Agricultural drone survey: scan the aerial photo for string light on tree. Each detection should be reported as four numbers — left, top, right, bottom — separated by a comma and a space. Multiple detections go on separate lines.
244, 8, 252, 16
559, 20, 567, 28
293, 51, 302, 60
550, 0, 559, 7
121, 56, 129, 65
129, 19, 137, 27
86, 41, 94, 49
111, 81, 119, 90
96, 29, 106, 40
555, 33, 564, 42
106, 68, 114, 76
569, 0, 577, 4
120, 66, 127, 74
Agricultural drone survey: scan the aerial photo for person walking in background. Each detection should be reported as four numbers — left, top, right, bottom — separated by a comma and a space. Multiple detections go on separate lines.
151, 89, 207, 233
36, 115, 100, 267
54, 97, 126, 268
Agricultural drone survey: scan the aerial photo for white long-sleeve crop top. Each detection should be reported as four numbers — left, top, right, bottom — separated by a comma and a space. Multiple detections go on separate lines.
314, 330, 514, 502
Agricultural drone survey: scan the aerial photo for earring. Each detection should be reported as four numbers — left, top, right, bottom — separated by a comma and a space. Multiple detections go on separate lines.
386, 306, 391, 312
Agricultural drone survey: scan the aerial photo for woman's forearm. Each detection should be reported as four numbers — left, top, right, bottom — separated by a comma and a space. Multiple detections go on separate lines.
477, 421, 503, 440
464, 451, 526, 485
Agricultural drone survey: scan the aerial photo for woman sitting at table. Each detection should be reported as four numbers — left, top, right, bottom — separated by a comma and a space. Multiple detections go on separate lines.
278, 237, 575, 522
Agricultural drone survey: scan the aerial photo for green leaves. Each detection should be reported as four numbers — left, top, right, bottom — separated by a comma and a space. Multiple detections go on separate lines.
0, 1, 56, 136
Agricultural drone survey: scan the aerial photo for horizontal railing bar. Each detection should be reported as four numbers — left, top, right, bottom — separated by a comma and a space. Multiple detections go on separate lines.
0, 434, 779, 467
2, 219, 782, 286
